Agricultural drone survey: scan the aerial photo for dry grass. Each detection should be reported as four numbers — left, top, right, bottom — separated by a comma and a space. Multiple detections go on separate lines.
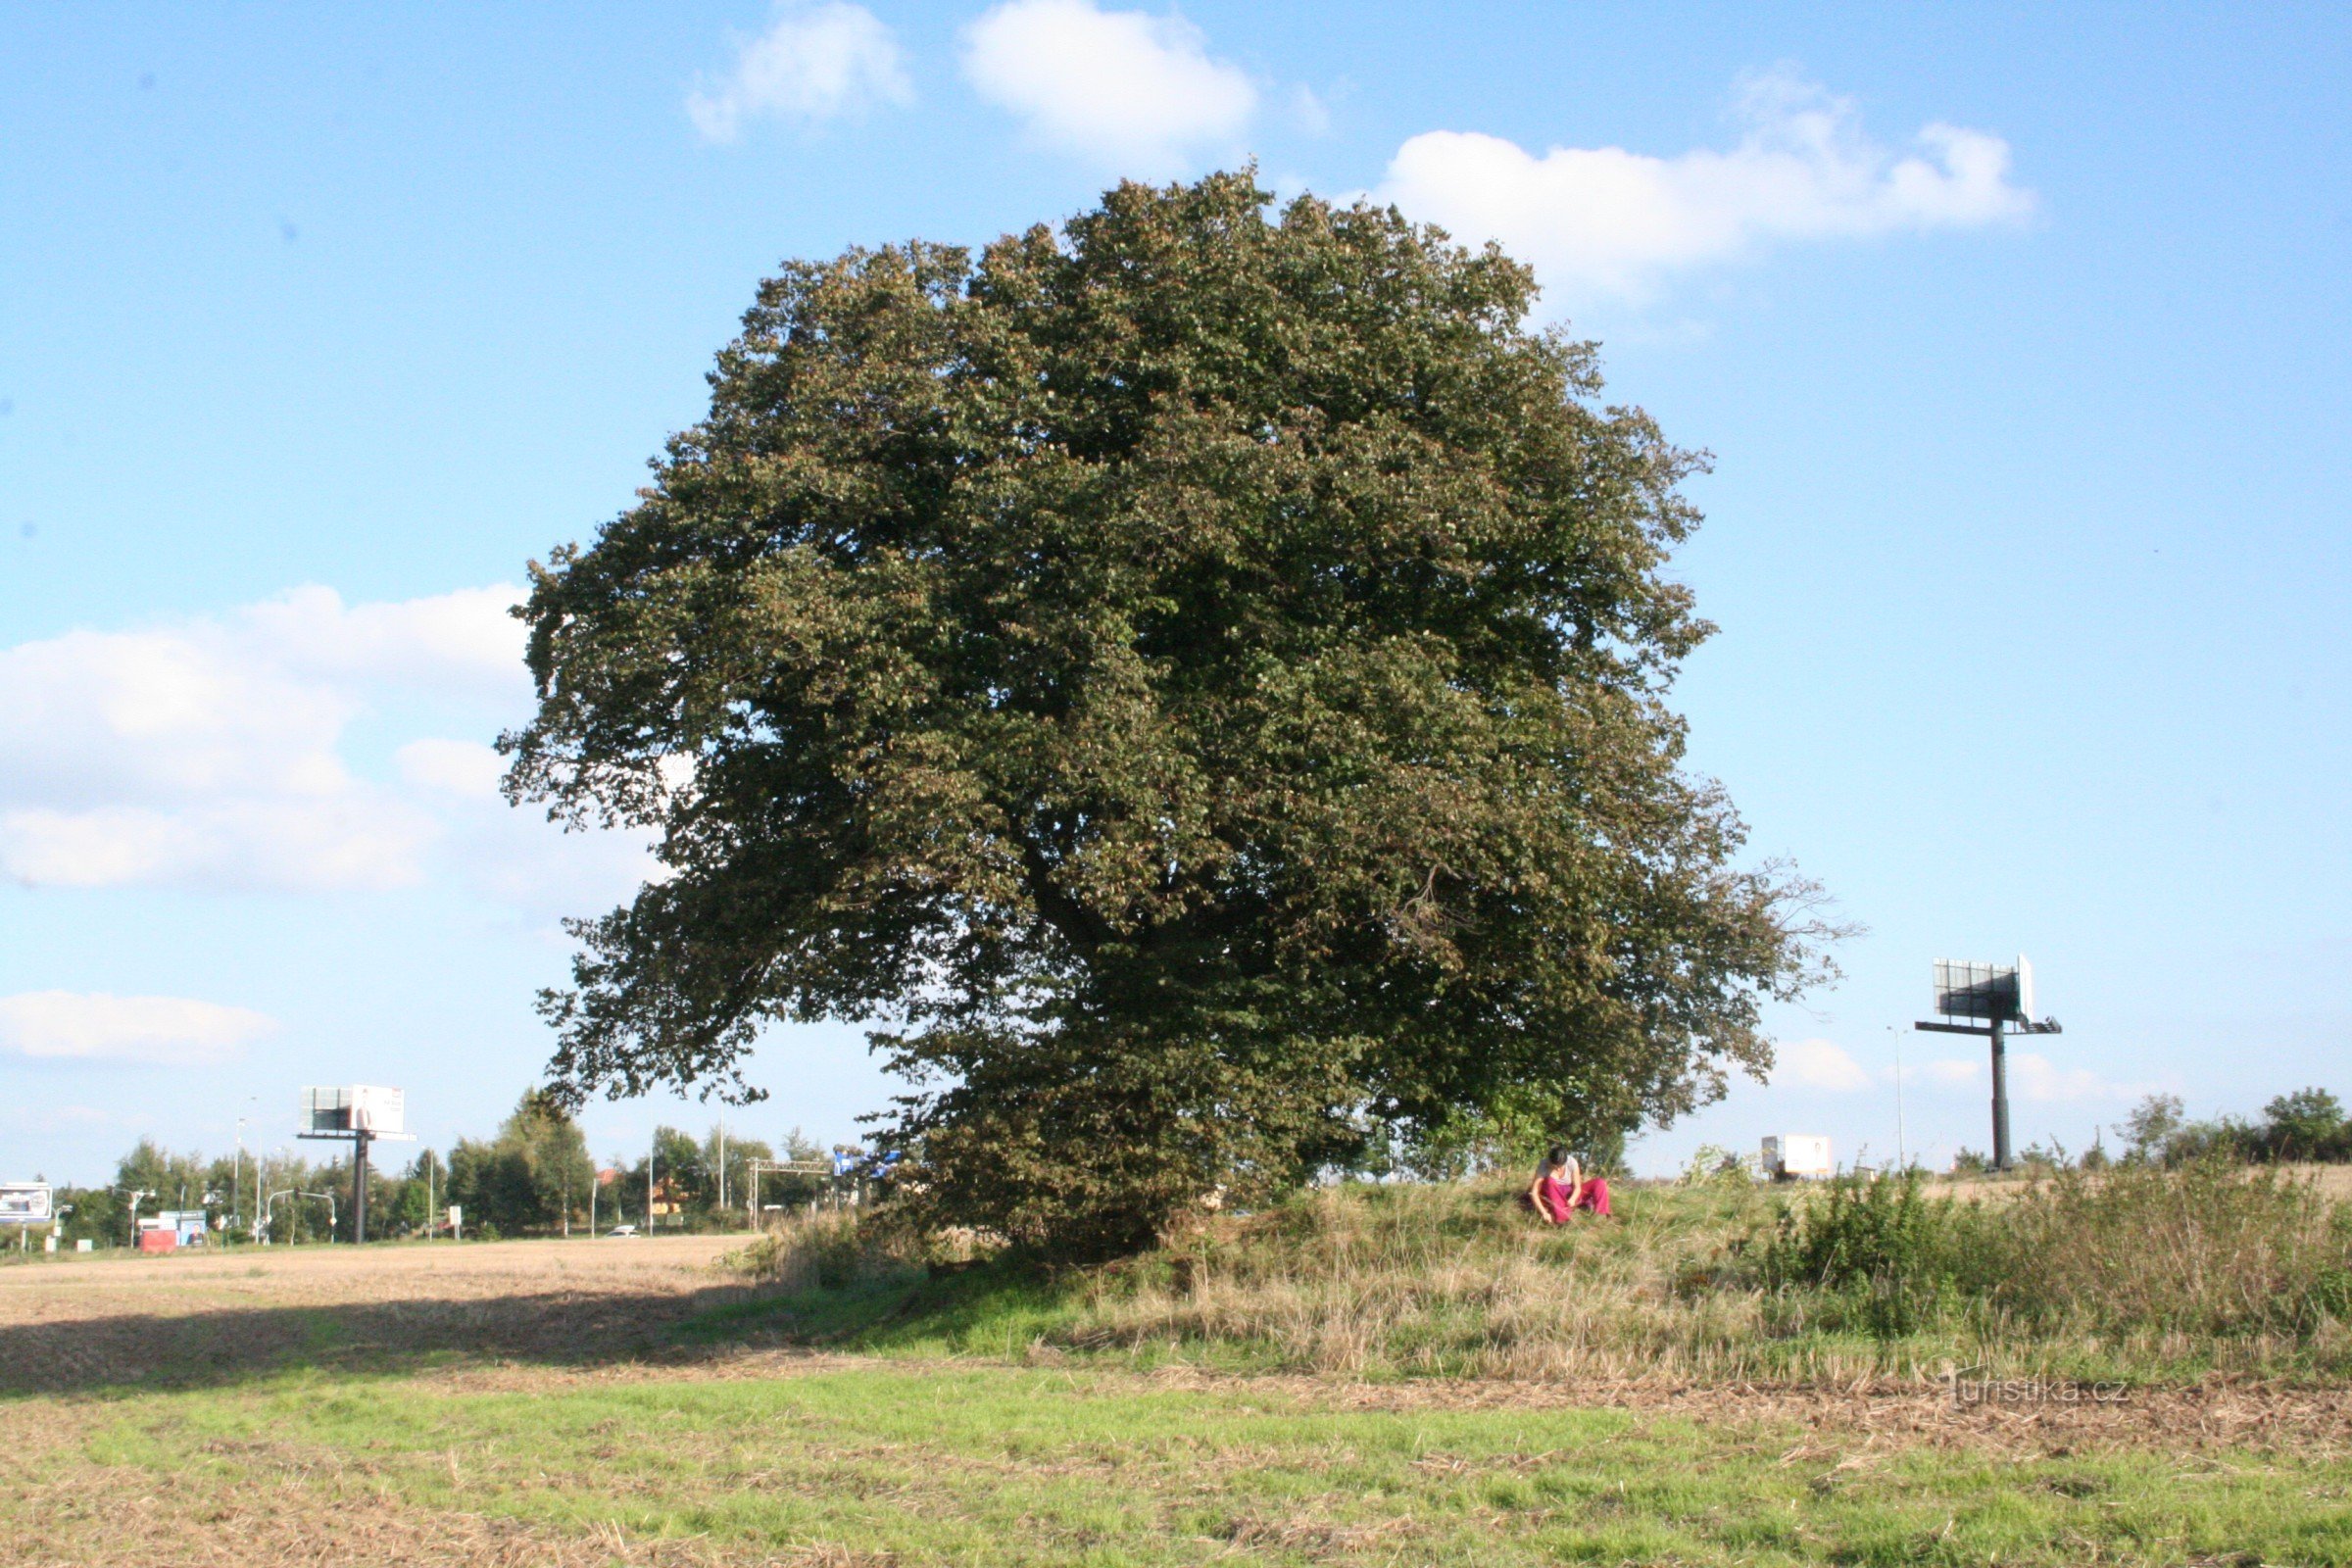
5, 1230, 2351, 1566
1038, 1168, 2352, 1383
1062, 1178, 1816, 1381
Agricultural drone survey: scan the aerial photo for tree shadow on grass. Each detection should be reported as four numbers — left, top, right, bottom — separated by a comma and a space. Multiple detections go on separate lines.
669, 1261, 1083, 1357
0, 1278, 787, 1398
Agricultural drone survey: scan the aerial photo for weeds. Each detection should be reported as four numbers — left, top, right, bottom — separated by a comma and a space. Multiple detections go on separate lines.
717, 1162, 2352, 1383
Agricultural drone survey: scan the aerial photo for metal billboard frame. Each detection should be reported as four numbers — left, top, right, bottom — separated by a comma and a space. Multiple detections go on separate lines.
1916, 956, 2061, 1171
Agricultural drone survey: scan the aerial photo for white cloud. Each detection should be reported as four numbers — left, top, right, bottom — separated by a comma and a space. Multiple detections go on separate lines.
689, 2, 913, 143
962, 0, 1256, 173
0, 585, 523, 892
1376, 70, 2034, 306
396, 737, 508, 800
1914, 1053, 2149, 1103
1289, 84, 1331, 138
241, 583, 528, 694
0, 991, 276, 1067
1776, 1036, 1875, 1093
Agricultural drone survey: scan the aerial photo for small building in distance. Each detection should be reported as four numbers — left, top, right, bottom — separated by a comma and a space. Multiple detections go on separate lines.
1761, 1136, 1834, 1180
135, 1210, 210, 1251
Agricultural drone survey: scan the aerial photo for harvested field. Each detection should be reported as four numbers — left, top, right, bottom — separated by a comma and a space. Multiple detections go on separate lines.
0, 1236, 747, 1396
4, 1235, 2349, 1565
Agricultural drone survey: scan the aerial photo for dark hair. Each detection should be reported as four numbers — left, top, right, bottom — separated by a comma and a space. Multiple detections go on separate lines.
1545, 1145, 1569, 1169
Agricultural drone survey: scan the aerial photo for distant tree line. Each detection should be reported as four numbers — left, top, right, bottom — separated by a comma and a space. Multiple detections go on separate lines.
30, 1091, 835, 1250
1948, 1087, 2352, 1175
2104, 1088, 2352, 1166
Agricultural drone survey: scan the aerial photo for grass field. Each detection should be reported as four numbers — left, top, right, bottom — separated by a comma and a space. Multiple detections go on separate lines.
4, 1194, 2350, 1566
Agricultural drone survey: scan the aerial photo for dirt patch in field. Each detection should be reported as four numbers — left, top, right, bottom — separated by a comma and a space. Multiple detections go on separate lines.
0, 1237, 751, 1396
1919, 1161, 2352, 1204
6, 1474, 888, 1568
1291, 1370, 2352, 1456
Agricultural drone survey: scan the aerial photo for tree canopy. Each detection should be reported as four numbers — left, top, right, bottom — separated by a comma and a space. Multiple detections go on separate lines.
446, 1091, 594, 1238
505, 172, 1838, 1256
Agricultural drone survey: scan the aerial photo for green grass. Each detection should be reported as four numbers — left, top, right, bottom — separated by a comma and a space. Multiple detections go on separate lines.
11, 1171, 2351, 1564
27, 1360, 2352, 1566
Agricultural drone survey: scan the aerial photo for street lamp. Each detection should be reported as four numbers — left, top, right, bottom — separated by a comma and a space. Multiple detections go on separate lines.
1887, 1024, 1907, 1172
122, 1188, 155, 1248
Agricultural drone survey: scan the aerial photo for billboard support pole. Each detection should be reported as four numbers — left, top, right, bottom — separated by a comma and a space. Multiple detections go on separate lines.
299, 1087, 410, 1244
1988, 1020, 2011, 1172
1917, 958, 2057, 1174
352, 1130, 371, 1247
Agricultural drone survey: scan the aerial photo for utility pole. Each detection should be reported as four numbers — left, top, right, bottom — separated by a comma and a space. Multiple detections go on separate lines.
648, 1136, 656, 1234
718, 1114, 726, 1216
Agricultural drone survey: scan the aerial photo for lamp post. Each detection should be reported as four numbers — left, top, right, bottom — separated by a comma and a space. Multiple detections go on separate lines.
123, 1189, 154, 1248
1887, 1025, 1906, 1172
232, 1117, 245, 1243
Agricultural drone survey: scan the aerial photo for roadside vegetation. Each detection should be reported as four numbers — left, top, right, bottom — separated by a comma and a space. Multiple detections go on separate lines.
713, 1151, 2352, 1387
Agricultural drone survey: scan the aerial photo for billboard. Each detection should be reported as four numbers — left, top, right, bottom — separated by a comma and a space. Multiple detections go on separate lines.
0, 1184, 53, 1225
1933, 957, 2034, 1025
303, 1085, 407, 1136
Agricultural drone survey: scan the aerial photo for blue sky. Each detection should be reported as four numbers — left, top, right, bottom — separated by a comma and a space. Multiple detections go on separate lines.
3, 3, 2346, 1184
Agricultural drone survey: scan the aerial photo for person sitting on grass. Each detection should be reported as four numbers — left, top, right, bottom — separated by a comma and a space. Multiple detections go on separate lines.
1524, 1146, 1611, 1223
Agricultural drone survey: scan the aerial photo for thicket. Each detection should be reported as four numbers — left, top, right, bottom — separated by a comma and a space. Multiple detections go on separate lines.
1762, 1161, 2352, 1344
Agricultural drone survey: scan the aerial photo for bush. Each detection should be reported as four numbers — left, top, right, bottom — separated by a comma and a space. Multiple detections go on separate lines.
1761, 1170, 1984, 1338
1992, 1157, 2352, 1338
1762, 1159, 2352, 1346
728, 1210, 918, 1293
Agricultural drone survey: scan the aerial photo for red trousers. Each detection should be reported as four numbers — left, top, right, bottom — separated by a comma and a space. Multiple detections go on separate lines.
1573, 1176, 1611, 1217
1534, 1175, 1611, 1221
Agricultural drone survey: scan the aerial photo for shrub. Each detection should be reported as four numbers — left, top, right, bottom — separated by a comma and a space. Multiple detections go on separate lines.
728, 1210, 917, 1293
1991, 1157, 2352, 1338
1760, 1170, 1985, 1338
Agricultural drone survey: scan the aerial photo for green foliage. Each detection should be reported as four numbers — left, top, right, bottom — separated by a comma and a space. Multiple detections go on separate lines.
446, 1091, 596, 1237
1760, 1159, 2352, 1347
1678, 1143, 1757, 1186
1762, 1169, 1977, 1338
2115, 1093, 2185, 1162
505, 170, 1841, 1258
2260, 1087, 2350, 1161
1992, 1157, 2352, 1338
2111, 1088, 2352, 1167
